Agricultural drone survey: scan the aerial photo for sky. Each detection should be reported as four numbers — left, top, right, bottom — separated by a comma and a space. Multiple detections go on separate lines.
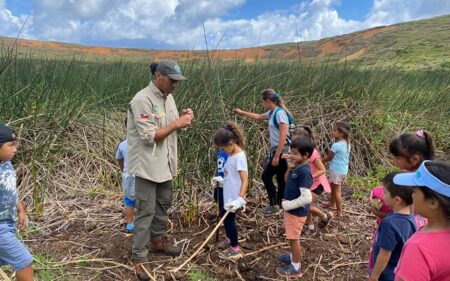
1, 0, 449, 50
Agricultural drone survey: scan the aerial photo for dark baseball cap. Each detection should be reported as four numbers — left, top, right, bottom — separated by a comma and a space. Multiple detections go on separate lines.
156, 60, 187, 80
0, 124, 16, 144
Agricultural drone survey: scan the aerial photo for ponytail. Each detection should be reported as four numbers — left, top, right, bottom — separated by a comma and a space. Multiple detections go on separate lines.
422, 130, 435, 159
214, 121, 245, 148
389, 130, 435, 161
293, 126, 316, 147
260, 88, 292, 117
301, 126, 314, 140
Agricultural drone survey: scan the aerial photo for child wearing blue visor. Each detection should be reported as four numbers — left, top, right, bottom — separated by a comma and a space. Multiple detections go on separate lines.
393, 161, 450, 281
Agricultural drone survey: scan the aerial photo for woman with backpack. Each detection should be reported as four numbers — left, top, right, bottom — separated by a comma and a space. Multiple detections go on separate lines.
234, 89, 294, 215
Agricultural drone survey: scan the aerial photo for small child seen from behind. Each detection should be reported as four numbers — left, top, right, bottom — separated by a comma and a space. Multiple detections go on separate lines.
211, 148, 228, 215
323, 121, 351, 217
116, 119, 136, 233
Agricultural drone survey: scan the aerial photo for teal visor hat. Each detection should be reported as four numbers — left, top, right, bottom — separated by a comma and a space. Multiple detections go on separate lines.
394, 160, 450, 197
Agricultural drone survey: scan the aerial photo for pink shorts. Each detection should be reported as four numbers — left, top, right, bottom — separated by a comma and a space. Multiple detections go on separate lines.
329, 170, 346, 185
283, 212, 307, 240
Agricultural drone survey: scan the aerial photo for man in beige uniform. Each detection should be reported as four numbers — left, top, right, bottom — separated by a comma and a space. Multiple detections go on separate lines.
127, 60, 193, 280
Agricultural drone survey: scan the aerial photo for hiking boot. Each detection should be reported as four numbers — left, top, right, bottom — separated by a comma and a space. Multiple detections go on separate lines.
149, 238, 181, 257
276, 253, 291, 264
259, 205, 281, 216
218, 247, 243, 260
318, 212, 334, 229
132, 261, 150, 281
276, 263, 303, 278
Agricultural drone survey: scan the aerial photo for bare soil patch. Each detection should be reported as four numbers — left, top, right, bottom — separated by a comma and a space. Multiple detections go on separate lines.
25, 182, 374, 280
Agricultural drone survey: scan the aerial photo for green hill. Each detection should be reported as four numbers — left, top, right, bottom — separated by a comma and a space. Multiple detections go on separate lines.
1, 14, 449, 69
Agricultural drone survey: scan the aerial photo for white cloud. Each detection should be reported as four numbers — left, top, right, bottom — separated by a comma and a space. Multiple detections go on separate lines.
1, 0, 449, 49
0, 0, 30, 37
366, 0, 450, 26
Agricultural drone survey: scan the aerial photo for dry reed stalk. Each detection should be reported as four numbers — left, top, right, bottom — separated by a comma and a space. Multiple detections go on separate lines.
0, 268, 11, 281
171, 208, 232, 273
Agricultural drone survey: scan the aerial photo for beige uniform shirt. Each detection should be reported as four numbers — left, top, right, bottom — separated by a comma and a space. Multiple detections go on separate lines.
127, 81, 179, 183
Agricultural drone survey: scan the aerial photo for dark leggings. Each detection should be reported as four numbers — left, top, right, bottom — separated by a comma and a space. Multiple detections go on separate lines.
215, 188, 238, 247
221, 209, 238, 247
262, 152, 288, 207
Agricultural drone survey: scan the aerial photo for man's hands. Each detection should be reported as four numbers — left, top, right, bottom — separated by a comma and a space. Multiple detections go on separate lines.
176, 108, 194, 129
181, 108, 194, 116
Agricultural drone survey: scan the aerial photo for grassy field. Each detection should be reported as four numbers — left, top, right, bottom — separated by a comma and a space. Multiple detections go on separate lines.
1, 44, 449, 212
0, 43, 449, 280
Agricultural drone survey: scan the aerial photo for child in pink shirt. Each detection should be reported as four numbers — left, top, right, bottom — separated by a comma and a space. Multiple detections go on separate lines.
393, 161, 450, 281
370, 186, 393, 225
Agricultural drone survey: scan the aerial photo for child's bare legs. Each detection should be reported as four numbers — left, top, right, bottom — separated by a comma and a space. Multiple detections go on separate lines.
326, 189, 336, 209
126, 206, 134, 225
290, 239, 301, 264
305, 214, 313, 228
305, 193, 320, 233
124, 197, 135, 232
310, 207, 325, 219
308, 193, 333, 229
16, 264, 33, 281
331, 183, 343, 217
309, 193, 323, 217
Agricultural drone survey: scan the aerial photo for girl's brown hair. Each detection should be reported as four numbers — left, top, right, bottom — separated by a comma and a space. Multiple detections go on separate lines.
292, 126, 316, 147
214, 121, 245, 148
261, 89, 292, 117
335, 121, 350, 140
389, 130, 435, 162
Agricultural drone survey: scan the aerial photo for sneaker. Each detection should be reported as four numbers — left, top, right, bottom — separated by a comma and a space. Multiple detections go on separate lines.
276, 253, 291, 264
276, 263, 303, 278
318, 212, 334, 229
126, 223, 135, 233
302, 227, 315, 237
217, 239, 230, 250
218, 247, 243, 260
259, 205, 282, 216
